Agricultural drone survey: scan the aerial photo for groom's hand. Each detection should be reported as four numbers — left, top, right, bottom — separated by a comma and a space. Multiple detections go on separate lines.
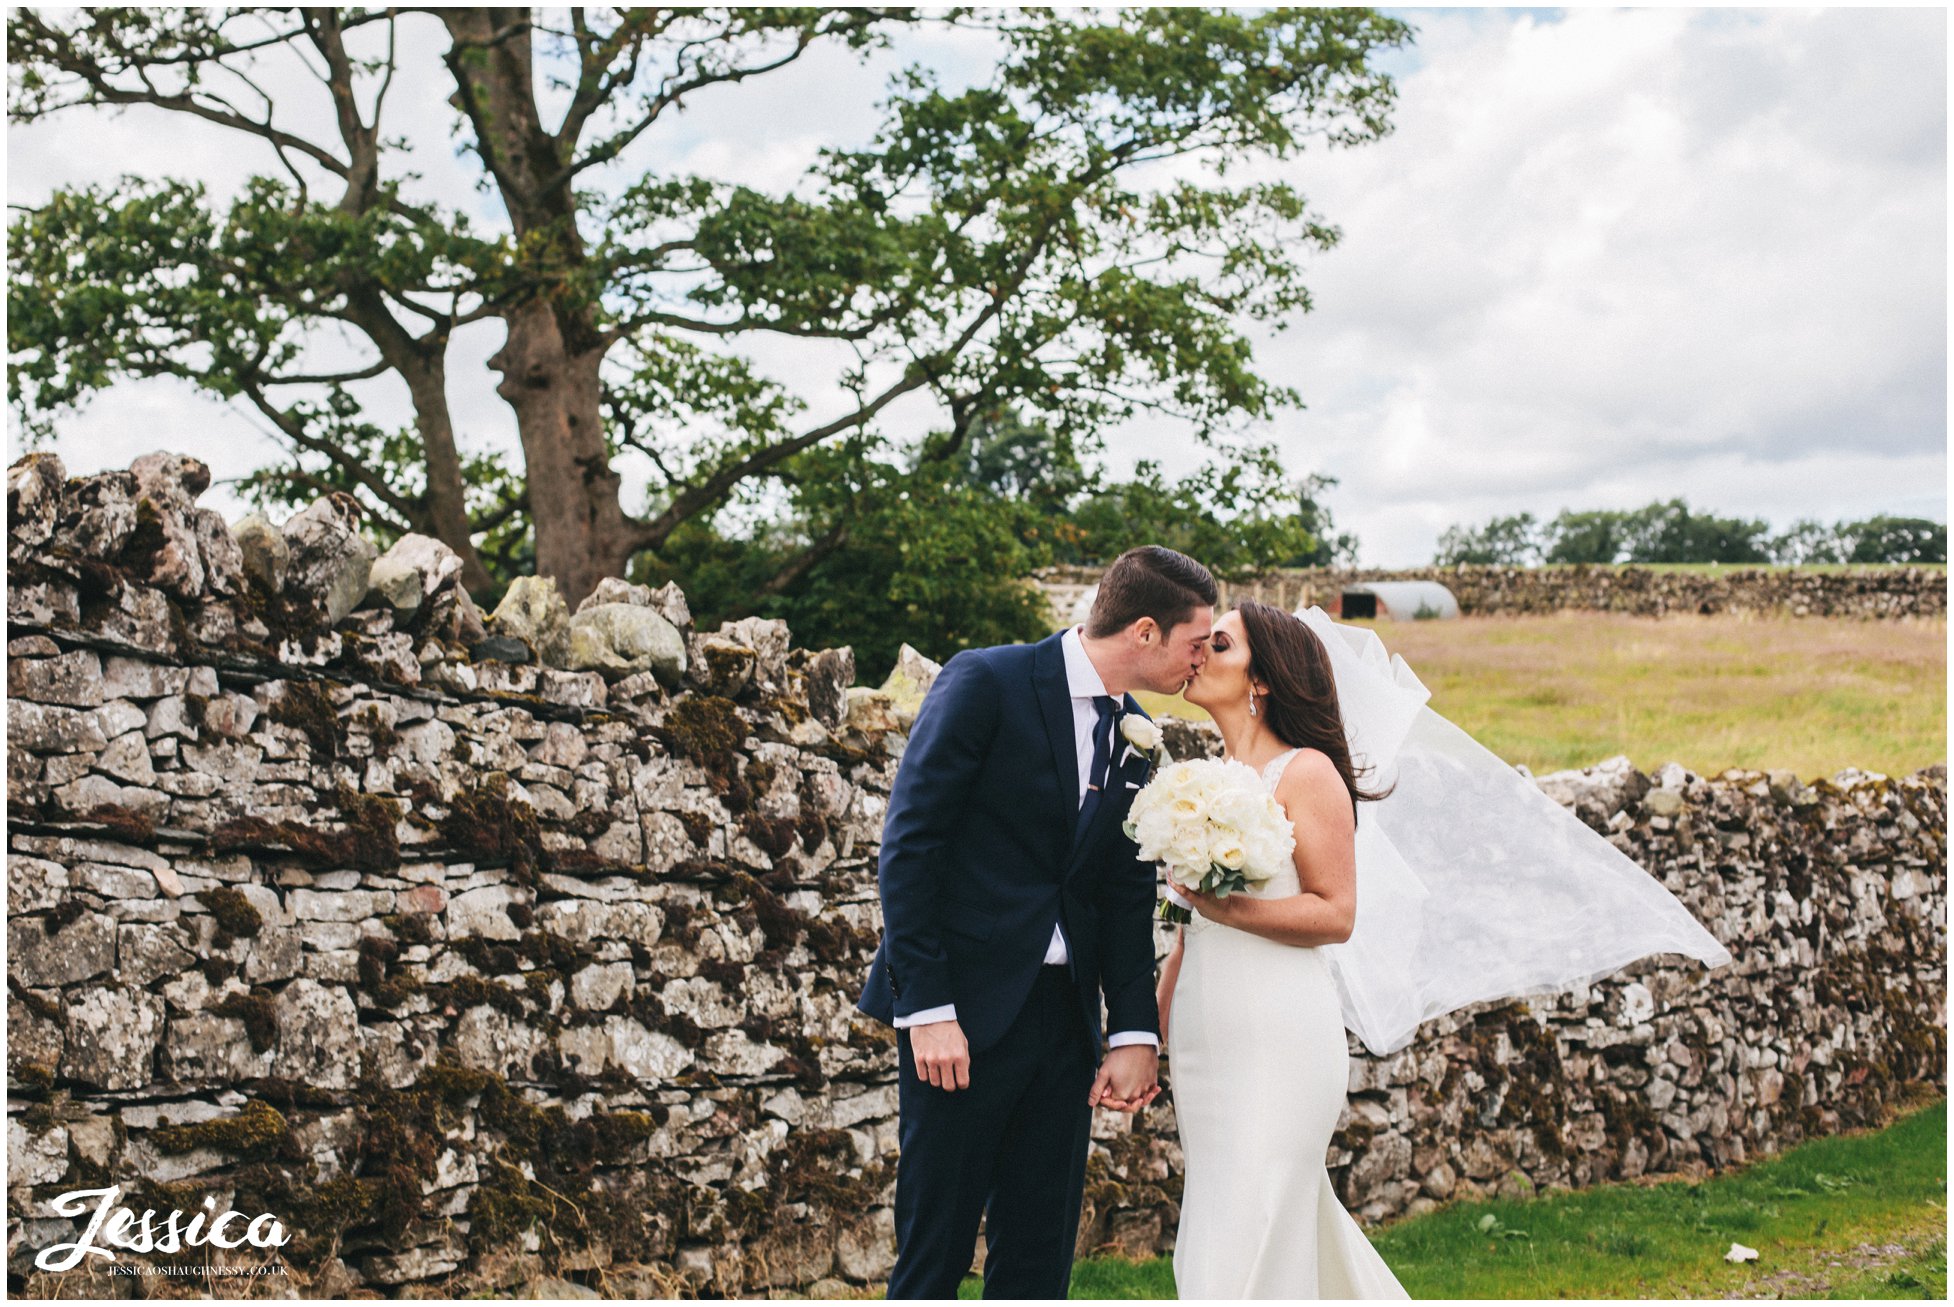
908, 1019, 971, 1091
1089, 1045, 1160, 1114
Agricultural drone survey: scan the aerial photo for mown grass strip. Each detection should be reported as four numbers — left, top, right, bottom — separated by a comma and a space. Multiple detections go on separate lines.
952, 1097, 1946, 1300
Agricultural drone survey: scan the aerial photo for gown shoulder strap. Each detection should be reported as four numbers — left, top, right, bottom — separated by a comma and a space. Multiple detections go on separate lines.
1260, 746, 1304, 789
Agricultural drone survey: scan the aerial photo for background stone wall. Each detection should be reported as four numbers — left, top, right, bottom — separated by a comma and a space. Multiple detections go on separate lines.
1034, 563, 1948, 624
7, 453, 1946, 1298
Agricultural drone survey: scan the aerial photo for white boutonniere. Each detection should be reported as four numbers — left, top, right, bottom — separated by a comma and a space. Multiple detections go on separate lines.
1117, 712, 1166, 776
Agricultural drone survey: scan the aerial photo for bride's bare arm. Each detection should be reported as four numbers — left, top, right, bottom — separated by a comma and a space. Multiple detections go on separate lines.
1155, 927, 1185, 1046
1186, 749, 1357, 947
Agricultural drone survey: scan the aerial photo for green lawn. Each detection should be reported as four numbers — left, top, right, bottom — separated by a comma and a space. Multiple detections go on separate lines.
954, 1098, 1947, 1299
1137, 611, 1946, 779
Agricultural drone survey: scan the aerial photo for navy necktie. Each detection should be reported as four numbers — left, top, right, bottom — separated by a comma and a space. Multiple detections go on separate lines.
1074, 694, 1121, 849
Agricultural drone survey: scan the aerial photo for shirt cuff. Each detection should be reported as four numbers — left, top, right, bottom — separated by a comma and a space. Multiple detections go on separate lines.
1107, 1030, 1160, 1050
893, 1004, 958, 1029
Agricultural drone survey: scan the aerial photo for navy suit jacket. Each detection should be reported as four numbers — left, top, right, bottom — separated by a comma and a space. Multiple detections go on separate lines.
857, 630, 1162, 1055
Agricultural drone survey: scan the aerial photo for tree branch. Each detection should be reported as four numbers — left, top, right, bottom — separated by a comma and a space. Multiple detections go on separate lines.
744, 519, 851, 607
637, 360, 936, 550
469, 488, 530, 537
260, 358, 394, 387
238, 379, 421, 522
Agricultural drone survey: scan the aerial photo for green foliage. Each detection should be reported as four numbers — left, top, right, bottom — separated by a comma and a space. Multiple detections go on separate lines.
1286, 472, 1360, 566
1436, 500, 1942, 567
1543, 500, 1773, 565
649, 442, 1058, 676
1834, 516, 1946, 565
1436, 512, 1544, 566
942, 408, 1095, 515
646, 409, 1348, 676
1065, 448, 1330, 577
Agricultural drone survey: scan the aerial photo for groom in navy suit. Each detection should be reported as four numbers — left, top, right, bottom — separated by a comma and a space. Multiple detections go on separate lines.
859, 546, 1219, 1298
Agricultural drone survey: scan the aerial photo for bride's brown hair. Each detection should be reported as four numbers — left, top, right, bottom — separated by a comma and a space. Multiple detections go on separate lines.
1235, 599, 1394, 816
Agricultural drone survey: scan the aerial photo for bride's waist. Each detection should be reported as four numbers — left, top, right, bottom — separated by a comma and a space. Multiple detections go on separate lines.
1181, 923, 1335, 987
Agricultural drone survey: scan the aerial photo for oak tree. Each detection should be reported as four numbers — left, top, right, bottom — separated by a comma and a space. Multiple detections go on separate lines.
10, 6, 1410, 603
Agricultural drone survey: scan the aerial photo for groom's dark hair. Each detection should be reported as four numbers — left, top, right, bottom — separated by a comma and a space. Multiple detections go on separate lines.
1086, 546, 1218, 639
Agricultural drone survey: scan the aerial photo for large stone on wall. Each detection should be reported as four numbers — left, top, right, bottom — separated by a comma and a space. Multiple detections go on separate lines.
368, 533, 450, 619
49, 466, 143, 568
721, 617, 792, 688
575, 577, 654, 612
8, 452, 66, 557
283, 494, 378, 627
368, 533, 487, 643
804, 647, 856, 727
564, 603, 687, 684
1536, 754, 1651, 832
232, 513, 289, 592
9, 649, 104, 709
490, 575, 571, 663
128, 451, 244, 598
272, 979, 361, 1089
878, 644, 942, 730
8, 912, 116, 987
59, 985, 166, 1091
648, 580, 692, 632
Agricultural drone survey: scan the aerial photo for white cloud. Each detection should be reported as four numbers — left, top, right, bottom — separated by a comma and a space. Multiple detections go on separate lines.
9, 8, 1944, 566
1244, 6, 1946, 563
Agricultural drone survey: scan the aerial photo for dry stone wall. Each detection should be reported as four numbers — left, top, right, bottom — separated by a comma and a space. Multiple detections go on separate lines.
1036, 563, 1948, 623
6, 453, 1946, 1298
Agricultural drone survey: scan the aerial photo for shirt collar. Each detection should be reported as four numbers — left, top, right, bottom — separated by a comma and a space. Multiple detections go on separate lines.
1060, 625, 1113, 702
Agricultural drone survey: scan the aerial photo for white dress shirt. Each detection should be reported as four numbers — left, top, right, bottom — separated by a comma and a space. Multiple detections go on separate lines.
895, 626, 1160, 1050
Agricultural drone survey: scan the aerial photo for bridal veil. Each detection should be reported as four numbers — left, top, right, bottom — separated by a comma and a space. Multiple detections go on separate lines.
1292, 605, 1732, 1055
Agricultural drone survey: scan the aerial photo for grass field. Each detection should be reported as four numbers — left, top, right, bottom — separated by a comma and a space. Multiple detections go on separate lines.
953, 1097, 1947, 1300
1135, 611, 1945, 779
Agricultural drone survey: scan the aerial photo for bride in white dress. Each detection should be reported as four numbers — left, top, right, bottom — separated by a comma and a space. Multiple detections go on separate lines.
1161, 601, 1407, 1299
1154, 598, 1730, 1299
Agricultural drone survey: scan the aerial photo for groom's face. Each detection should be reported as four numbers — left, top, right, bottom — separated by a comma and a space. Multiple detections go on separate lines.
1139, 607, 1214, 695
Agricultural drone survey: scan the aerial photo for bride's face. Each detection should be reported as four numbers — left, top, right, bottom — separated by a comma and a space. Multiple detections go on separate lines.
1183, 610, 1262, 711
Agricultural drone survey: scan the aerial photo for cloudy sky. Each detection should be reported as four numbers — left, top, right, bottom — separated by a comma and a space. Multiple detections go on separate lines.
9, 5, 1946, 565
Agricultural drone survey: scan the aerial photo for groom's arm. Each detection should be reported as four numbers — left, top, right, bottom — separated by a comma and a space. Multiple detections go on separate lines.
877, 650, 1000, 1021
1098, 837, 1163, 1043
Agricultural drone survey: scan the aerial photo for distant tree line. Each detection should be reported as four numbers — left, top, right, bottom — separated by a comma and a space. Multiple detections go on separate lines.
1434, 500, 1946, 568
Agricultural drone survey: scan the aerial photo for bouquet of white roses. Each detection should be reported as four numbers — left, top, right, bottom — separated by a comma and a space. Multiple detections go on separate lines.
1122, 758, 1296, 924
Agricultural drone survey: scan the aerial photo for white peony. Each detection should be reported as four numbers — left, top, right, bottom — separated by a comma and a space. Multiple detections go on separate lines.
1123, 757, 1297, 910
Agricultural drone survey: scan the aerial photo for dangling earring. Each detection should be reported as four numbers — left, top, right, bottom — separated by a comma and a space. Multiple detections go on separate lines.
1248, 689, 1257, 718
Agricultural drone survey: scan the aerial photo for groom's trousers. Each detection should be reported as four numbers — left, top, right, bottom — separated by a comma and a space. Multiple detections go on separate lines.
887, 964, 1097, 1299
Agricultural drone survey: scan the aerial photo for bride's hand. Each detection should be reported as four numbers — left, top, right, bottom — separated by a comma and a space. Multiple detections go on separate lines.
1183, 884, 1242, 925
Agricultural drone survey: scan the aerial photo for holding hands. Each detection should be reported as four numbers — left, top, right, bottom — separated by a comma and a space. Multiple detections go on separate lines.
1089, 1044, 1161, 1113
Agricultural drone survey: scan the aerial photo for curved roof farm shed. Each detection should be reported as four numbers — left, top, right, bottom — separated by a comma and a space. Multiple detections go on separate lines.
1337, 581, 1460, 621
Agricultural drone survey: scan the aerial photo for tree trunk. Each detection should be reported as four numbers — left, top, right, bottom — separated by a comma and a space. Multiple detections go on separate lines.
492, 300, 639, 606
340, 288, 495, 593
401, 353, 495, 594
443, 8, 640, 607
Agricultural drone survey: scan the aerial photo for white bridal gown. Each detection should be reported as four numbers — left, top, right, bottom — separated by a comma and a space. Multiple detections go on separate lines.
1168, 747, 1409, 1301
